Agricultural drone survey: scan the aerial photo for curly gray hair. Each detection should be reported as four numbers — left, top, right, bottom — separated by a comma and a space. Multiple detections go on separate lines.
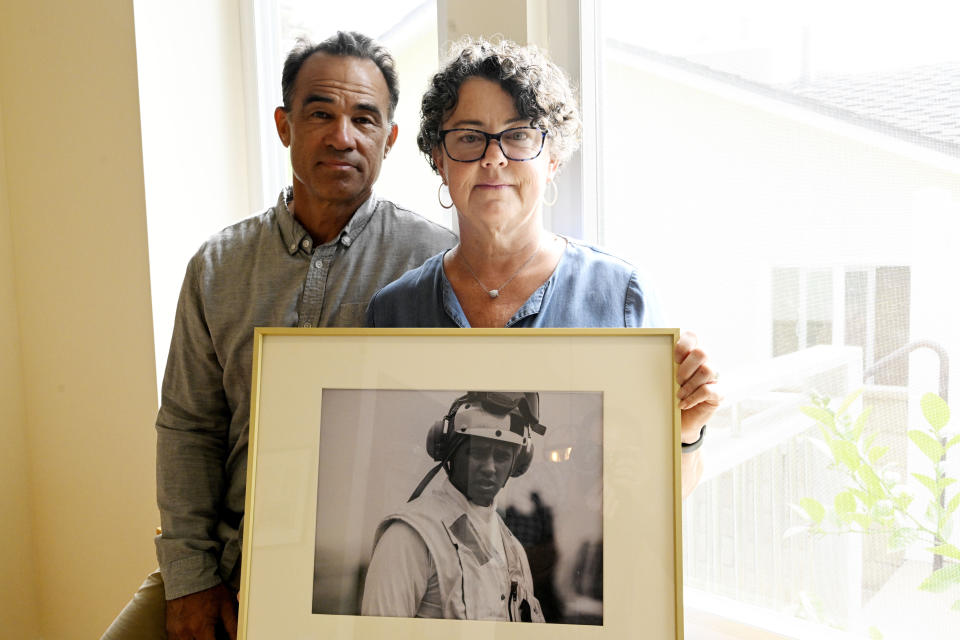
417, 37, 582, 173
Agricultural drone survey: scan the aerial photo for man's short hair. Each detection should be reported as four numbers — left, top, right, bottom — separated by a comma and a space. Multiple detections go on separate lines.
280, 31, 400, 121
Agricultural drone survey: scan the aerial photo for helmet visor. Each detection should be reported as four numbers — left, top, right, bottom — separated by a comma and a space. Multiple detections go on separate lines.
464, 391, 545, 435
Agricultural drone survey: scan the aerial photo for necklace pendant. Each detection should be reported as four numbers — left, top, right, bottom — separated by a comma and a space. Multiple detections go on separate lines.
488, 289, 500, 298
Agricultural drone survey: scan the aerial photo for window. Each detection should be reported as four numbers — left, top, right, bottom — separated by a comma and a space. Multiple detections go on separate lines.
597, 1, 960, 638
237, 1, 960, 635
245, 0, 451, 227
245, 0, 588, 233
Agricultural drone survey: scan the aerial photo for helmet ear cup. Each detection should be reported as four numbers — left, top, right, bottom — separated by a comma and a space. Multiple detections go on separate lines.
428, 397, 469, 462
511, 438, 535, 477
425, 419, 448, 461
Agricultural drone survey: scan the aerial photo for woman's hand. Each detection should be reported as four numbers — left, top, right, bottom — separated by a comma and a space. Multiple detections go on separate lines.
675, 331, 721, 441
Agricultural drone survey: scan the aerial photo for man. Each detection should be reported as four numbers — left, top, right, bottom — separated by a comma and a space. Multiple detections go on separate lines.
361, 392, 547, 622
101, 32, 457, 640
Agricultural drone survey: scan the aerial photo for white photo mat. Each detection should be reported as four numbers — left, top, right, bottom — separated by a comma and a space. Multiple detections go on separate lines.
239, 328, 683, 639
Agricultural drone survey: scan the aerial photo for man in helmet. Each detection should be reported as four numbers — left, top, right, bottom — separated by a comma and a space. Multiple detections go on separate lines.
361, 391, 546, 622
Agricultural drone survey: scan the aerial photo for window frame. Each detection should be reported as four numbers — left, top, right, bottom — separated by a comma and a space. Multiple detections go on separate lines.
240, 0, 288, 214
241, 0, 603, 238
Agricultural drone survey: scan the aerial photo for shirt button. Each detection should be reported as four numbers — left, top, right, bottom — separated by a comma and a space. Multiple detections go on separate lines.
501, 594, 505, 600
341, 236, 352, 247
301, 238, 311, 250
289, 244, 297, 252
314, 261, 323, 269
303, 321, 312, 328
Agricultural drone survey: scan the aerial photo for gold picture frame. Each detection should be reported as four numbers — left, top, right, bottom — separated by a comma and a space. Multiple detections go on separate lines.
239, 328, 683, 639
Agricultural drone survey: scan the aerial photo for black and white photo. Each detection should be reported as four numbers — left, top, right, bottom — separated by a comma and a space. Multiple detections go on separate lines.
311, 389, 604, 624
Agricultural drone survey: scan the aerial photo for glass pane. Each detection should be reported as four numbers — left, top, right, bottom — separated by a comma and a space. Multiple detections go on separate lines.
599, 2, 960, 638
845, 269, 868, 365
772, 267, 800, 356
806, 268, 833, 348
874, 266, 911, 386
273, 1, 450, 227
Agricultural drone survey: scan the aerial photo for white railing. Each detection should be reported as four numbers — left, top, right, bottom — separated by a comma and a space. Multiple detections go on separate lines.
683, 346, 866, 634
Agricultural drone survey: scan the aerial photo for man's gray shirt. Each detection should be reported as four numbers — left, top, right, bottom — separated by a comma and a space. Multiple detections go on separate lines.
155, 190, 456, 599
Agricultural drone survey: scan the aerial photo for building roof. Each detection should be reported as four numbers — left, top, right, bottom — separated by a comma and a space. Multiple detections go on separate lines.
609, 39, 960, 158
785, 63, 960, 156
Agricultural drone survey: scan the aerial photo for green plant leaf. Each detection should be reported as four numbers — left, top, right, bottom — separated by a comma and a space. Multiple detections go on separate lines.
835, 491, 857, 516
810, 393, 829, 409
909, 430, 945, 465
802, 406, 836, 429
837, 388, 864, 416
850, 513, 872, 531
805, 436, 833, 461
946, 434, 960, 451
913, 473, 939, 498
830, 439, 861, 471
952, 599, 960, 612
857, 465, 885, 498
894, 492, 914, 510
851, 407, 872, 440
868, 625, 884, 639
889, 527, 916, 551
925, 502, 940, 524
921, 392, 950, 432
928, 543, 960, 561
919, 564, 960, 593
868, 444, 890, 464
783, 526, 809, 539
797, 498, 826, 525
817, 425, 833, 448
948, 492, 960, 515
870, 499, 895, 522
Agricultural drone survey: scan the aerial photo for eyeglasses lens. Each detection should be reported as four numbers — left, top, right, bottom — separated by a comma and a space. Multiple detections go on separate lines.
443, 128, 543, 161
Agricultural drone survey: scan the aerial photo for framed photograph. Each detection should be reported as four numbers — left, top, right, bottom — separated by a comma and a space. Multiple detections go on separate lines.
239, 328, 683, 639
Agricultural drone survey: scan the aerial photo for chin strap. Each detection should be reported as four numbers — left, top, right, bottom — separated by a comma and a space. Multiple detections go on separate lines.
407, 436, 466, 502
407, 463, 444, 502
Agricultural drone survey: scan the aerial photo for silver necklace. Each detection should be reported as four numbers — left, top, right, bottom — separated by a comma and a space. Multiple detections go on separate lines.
458, 241, 542, 299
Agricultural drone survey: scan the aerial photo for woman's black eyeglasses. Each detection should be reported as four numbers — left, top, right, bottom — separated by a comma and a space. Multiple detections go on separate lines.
439, 127, 547, 162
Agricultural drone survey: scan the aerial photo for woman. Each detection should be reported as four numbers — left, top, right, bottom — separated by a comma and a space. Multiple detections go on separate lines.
367, 38, 718, 490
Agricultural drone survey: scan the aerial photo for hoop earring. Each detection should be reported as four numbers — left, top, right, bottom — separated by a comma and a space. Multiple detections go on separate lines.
543, 180, 559, 207
437, 182, 454, 209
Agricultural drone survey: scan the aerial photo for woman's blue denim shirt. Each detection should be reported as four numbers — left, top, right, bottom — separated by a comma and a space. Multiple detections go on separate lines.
366, 238, 665, 328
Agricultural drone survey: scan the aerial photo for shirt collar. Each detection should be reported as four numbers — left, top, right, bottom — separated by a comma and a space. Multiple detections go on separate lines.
277, 188, 379, 255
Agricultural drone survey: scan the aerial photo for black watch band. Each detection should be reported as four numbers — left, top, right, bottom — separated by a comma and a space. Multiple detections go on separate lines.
681, 425, 706, 453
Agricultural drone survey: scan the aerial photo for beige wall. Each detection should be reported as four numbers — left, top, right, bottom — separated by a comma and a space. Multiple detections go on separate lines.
0, 1, 160, 638
440, 0, 527, 46
0, 94, 42, 640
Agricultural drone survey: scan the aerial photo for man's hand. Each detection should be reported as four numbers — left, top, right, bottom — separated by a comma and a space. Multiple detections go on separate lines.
674, 331, 722, 442
166, 583, 238, 640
